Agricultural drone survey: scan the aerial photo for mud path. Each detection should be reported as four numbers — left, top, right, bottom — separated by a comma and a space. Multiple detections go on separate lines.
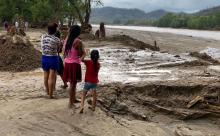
0, 29, 220, 135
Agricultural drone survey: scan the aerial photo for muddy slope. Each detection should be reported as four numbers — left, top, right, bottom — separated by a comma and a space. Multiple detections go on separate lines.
0, 35, 41, 72
105, 35, 160, 51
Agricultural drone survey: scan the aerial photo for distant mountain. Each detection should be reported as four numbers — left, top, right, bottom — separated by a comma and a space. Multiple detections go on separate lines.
91, 7, 147, 24
145, 9, 169, 19
195, 6, 220, 16
91, 7, 169, 24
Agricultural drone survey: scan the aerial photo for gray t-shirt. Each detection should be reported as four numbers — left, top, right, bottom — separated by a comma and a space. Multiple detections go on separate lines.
41, 34, 60, 56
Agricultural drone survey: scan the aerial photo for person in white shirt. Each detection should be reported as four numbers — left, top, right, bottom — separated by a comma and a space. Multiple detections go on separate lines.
25, 22, 28, 31
15, 21, 19, 28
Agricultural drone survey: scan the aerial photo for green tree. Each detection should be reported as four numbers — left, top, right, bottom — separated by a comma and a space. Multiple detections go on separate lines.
157, 13, 176, 27
0, 0, 15, 22
67, 0, 102, 31
30, 0, 53, 24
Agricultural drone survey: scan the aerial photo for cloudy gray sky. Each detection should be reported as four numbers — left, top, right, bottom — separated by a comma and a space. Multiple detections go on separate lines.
101, 0, 220, 13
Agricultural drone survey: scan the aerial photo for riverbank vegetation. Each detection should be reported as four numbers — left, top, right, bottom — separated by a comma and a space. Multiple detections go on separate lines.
155, 12, 220, 30
1, 0, 220, 30
111, 12, 220, 30
91, 6, 220, 30
0, 0, 101, 29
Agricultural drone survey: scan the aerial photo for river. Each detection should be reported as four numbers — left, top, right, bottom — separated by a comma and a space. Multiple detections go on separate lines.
93, 25, 220, 40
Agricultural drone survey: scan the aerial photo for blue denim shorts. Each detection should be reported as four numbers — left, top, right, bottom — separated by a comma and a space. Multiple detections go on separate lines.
83, 82, 97, 91
41, 55, 59, 71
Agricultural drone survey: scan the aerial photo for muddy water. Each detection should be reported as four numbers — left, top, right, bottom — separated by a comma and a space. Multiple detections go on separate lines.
87, 45, 197, 83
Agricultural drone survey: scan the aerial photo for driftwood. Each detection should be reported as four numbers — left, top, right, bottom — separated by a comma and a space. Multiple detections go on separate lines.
187, 95, 220, 115
187, 96, 204, 108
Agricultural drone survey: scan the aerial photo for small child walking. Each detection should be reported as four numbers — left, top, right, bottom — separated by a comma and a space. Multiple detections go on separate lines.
80, 50, 100, 113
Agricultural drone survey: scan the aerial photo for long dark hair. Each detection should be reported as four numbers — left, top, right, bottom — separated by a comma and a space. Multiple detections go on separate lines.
64, 25, 81, 57
90, 50, 100, 72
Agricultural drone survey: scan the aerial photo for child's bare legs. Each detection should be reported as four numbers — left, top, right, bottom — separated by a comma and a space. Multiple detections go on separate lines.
69, 83, 76, 108
80, 91, 87, 113
48, 69, 56, 99
92, 90, 97, 111
44, 71, 49, 95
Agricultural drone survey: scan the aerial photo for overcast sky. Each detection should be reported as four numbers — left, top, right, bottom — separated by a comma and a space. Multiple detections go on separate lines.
100, 0, 220, 13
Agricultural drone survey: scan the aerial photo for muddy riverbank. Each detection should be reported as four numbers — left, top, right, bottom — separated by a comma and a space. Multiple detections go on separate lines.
0, 29, 220, 136
104, 27, 220, 54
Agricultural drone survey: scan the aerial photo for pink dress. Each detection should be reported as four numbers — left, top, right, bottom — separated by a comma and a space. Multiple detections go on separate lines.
63, 38, 81, 64
62, 38, 82, 84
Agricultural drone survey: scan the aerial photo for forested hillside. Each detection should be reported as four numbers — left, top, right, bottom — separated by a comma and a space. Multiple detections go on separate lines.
155, 8, 220, 29
91, 7, 168, 25
91, 6, 220, 30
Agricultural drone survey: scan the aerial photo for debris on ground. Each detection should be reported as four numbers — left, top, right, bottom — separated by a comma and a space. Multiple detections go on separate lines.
94, 82, 220, 121
0, 34, 41, 72
187, 96, 204, 108
8, 26, 26, 36
187, 94, 220, 114
190, 52, 219, 64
